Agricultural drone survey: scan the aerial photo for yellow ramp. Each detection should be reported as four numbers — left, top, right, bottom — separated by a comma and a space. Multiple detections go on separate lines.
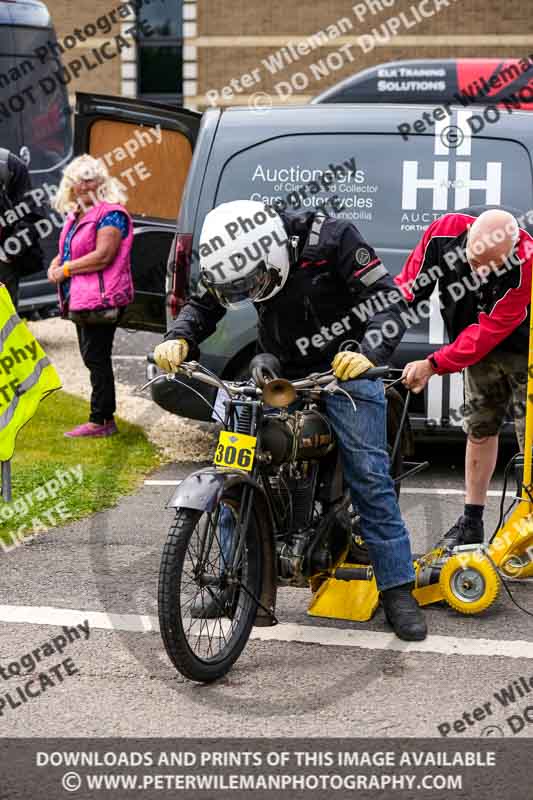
308, 564, 379, 622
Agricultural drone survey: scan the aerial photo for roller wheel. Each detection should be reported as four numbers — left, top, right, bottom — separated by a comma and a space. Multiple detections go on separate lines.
439, 552, 500, 615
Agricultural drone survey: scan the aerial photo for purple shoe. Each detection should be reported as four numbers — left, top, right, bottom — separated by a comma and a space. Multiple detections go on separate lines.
64, 421, 118, 438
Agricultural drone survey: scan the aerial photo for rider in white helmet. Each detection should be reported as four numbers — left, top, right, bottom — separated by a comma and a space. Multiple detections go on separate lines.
154, 199, 427, 642
198, 200, 290, 308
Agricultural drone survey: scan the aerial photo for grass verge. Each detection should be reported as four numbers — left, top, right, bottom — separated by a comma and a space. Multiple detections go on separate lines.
0, 389, 161, 548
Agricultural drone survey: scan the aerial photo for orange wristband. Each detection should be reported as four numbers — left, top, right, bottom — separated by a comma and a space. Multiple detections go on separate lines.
63, 262, 71, 278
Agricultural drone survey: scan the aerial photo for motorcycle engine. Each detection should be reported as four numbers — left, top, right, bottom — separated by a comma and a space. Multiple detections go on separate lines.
269, 458, 351, 587
276, 503, 352, 587
261, 409, 337, 587
260, 409, 334, 465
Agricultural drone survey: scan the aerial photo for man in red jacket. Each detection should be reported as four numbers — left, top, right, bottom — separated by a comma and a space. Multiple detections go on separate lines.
397, 209, 533, 547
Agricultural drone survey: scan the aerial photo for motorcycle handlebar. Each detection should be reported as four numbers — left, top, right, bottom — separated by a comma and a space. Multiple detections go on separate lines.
362, 366, 391, 380
291, 366, 390, 390
147, 354, 393, 392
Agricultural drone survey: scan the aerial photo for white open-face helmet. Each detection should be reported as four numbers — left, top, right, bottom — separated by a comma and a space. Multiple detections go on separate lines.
198, 200, 290, 309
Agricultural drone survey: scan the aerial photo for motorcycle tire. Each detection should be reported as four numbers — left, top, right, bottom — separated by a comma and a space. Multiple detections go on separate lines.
158, 492, 263, 683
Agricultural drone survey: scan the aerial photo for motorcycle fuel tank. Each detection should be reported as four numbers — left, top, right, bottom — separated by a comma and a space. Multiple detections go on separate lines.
260, 409, 334, 464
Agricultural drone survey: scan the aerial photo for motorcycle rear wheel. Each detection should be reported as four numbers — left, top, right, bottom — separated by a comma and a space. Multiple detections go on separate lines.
158, 492, 263, 682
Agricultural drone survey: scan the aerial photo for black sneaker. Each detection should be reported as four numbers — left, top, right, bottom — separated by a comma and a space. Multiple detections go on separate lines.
381, 582, 427, 641
436, 515, 484, 550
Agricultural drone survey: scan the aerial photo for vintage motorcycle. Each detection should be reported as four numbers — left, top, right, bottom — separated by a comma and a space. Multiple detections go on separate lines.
145, 355, 424, 683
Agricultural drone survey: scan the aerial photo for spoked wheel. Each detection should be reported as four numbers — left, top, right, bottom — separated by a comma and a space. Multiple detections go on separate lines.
158, 490, 263, 682
439, 552, 500, 615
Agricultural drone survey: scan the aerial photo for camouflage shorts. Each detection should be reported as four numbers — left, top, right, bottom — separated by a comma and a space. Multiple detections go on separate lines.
462, 350, 528, 449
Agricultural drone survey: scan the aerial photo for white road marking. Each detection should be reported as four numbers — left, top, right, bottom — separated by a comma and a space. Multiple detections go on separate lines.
144, 480, 183, 486
143, 479, 508, 498
250, 625, 533, 659
401, 488, 506, 497
0, 606, 156, 632
1, 604, 533, 660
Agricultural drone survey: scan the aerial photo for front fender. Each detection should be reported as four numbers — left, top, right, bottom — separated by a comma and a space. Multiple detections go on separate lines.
168, 467, 277, 627
167, 467, 232, 512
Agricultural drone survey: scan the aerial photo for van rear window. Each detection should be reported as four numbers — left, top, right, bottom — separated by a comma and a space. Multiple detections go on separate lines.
215, 128, 533, 251
88, 119, 193, 220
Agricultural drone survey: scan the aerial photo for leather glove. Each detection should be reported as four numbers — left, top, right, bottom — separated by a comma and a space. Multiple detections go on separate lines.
154, 339, 189, 373
250, 353, 281, 388
332, 351, 374, 381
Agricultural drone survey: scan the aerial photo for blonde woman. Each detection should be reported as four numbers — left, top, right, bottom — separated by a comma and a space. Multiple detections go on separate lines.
48, 154, 134, 438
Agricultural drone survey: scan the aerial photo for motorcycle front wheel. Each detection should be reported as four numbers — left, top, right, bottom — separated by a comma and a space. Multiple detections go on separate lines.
158, 490, 263, 683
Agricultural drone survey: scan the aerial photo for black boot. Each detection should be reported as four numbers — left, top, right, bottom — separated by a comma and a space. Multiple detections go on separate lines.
347, 536, 371, 565
347, 515, 371, 565
436, 515, 484, 550
381, 582, 427, 641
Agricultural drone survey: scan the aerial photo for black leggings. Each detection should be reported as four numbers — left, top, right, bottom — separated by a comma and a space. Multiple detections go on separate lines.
75, 323, 118, 424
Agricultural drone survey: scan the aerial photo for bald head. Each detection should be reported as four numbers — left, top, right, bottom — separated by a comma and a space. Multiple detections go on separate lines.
466, 210, 519, 274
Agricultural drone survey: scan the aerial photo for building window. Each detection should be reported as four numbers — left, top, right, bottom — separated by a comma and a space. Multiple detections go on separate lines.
137, 0, 183, 102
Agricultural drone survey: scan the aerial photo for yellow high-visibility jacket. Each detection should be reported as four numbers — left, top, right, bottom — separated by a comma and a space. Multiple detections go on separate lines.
0, 286, 61, 461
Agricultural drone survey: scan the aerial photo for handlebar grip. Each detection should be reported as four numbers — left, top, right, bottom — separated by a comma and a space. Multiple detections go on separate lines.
364, 366, 390, 379
146, 354, 193, 372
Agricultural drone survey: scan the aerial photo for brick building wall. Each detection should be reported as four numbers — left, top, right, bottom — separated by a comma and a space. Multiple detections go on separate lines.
44, 0, 138, 106
44, 0, 533, 111
187, 0, 533, 109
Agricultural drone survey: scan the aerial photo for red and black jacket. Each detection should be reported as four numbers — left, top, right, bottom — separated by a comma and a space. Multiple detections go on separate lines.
395, 212, 533, 375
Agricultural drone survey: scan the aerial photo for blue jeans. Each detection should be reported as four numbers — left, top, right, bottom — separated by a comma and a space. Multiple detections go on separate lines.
324, 378, 415, 591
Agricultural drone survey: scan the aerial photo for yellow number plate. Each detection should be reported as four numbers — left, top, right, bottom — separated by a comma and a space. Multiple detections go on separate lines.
213, 431, 257, 472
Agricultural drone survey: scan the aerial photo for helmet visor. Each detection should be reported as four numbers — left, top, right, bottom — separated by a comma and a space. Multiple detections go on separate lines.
201, 260, 270, 309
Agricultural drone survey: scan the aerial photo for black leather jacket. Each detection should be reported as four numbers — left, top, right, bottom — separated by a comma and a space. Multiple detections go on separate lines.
0, 151, 44, 276
166, 210, 409, 379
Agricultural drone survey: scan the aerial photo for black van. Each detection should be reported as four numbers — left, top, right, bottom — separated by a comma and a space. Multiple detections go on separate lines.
313, 58, 533, 109
0, 0, 73, 316
74, 95, 533, 436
